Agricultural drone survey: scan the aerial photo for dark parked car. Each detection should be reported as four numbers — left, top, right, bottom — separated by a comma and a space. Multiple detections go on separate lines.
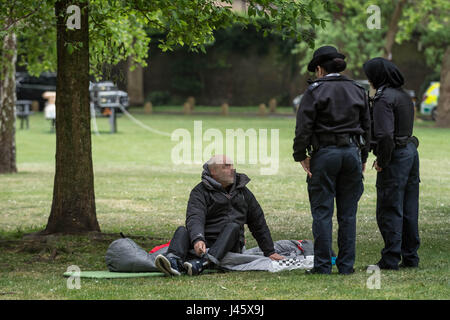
16, 72, 129, 113
16, 72, 56, 111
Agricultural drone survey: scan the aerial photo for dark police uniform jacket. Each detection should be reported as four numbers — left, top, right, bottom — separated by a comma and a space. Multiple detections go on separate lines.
370, 85, 415, 168
293, 74, 371, 163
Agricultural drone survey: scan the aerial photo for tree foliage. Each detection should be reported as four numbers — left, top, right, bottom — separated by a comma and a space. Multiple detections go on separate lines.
396, 0, 450, 73
2, 0, 334, 79
1, 0, 150, 79
292, 0, 449, 76
292, 0, 394, 76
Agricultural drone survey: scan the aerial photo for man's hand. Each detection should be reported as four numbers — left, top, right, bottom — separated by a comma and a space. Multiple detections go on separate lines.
300, 157, 312, 178
194, 240, 206, 256
373, 160, 383, 172
362, 162, 366, 173
268, 253, 285, 261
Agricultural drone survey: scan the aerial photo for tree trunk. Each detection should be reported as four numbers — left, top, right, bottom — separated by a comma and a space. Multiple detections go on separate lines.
436, 46, 450, 128
0, 30, 18, 174
44, 0, 100, 234
126, 57, 144, 106
383, 0, 407, 60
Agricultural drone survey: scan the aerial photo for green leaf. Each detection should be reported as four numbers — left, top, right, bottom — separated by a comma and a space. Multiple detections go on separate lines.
67, 43, 74, 55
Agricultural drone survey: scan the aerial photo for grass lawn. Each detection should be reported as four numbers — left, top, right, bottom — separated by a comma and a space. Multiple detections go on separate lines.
0, 107, 449, 300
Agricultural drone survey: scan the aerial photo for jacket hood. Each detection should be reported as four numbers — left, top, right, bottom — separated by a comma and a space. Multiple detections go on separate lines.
201, 162, 250, 191
363, 57, 404, 89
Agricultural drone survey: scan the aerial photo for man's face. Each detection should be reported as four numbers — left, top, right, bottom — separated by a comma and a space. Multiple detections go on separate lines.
210, 158, 235, 187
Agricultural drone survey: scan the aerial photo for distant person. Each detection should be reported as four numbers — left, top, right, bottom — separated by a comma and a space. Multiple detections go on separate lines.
293, 45, 371, 275
363, 57, 420, 270
155, 155, 284, 276
43, 91, 56, 131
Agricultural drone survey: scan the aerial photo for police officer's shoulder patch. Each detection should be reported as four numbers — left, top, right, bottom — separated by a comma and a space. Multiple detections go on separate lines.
307, 81, 323, 91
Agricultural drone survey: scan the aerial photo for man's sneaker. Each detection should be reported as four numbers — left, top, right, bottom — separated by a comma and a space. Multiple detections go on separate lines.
155, 254, 183, 276
183, 257, 209, 276
399, 262, 418, 269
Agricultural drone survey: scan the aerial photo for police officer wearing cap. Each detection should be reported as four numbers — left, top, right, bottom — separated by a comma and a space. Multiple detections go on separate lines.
363, 57, 420, 270
293, 46, 371, 275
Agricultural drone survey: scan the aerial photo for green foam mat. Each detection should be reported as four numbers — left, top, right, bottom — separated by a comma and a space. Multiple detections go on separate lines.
63, 269, 218, 279
63, 271, 165, 279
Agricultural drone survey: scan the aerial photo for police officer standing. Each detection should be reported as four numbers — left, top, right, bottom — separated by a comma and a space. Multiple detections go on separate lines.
363, 57, 420, 270
293, 46, 371, 275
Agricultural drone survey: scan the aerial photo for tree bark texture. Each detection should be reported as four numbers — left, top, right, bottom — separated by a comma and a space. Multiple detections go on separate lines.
383, 0, 407, 60
436, 46, 450, 128
44, 0, 100, 234
0, 29, 18, 174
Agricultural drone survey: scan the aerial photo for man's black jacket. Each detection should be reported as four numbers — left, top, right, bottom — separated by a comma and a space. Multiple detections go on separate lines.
185, 163, 275, 257
371, 85, 415, 168
293, 74, 371, 163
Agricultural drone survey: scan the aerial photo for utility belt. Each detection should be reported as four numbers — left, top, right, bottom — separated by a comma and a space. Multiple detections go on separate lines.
310, 132, 365, 152
394, 136, 419, 149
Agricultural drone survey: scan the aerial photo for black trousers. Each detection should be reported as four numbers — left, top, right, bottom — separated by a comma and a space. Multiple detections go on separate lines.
376, 142, 420, 268
307, 143, 364, 274
166, 222, 242, 263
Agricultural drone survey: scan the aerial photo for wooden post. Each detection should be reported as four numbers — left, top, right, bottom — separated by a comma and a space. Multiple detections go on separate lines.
187, 96, 195, 111
183, 102, 192, 115
259, 103, 267, 116
144, 101, 153, 114
269, 98, 277, 113
31, 100, 40, 112
221, 103, 229, 116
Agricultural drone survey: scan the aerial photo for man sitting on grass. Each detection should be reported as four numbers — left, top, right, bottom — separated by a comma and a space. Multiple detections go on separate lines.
155, 154, 284, 276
